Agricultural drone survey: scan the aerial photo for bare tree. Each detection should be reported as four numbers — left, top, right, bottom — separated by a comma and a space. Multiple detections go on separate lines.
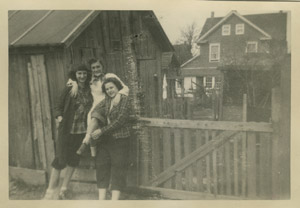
176, 22, 200, 55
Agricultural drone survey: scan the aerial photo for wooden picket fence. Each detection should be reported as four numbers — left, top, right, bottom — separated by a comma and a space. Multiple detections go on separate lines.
137, 118, 273, 199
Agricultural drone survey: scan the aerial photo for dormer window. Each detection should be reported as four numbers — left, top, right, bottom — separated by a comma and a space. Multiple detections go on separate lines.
222, 24, 231, 36
236, 24, 244, 35
246, 41, 258, 53
209, 43, 220, 62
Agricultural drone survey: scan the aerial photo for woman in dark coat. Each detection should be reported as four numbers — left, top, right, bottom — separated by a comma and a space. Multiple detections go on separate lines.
43, 64, 93, 200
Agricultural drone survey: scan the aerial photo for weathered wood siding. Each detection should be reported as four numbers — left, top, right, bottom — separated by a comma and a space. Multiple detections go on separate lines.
9, 54, 35, 168
67, 11, 164, 117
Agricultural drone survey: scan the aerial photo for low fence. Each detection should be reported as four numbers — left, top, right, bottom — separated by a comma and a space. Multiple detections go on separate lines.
137, 118, 273, 199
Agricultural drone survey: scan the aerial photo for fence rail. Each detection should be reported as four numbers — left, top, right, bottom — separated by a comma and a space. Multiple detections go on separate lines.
138, 118, 273, 199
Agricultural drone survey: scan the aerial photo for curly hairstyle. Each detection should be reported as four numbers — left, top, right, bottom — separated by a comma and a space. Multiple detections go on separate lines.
102, 77, 124, 96
68, 63, 92, 87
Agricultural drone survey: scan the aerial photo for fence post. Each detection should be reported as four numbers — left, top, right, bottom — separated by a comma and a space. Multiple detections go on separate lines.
187, 98, 193, 120
271, 87, 281, 199
243, 94, 247, 122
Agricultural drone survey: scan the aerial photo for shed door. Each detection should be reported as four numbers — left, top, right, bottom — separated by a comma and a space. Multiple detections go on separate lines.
27, 55, 54, 175
138, 59, 161, 117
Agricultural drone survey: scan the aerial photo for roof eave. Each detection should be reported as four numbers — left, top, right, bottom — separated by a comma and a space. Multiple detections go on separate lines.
9, 43, 65, 48
180, 55, 200, 68
197, 10, 273, 43
62, 10, 101, 48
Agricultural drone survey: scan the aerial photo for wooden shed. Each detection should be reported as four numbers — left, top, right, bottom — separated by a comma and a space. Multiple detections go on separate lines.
8, 10, 179, 180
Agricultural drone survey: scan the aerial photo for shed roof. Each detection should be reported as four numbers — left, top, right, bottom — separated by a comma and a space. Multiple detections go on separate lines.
161, 52, 180, 69
9, 10, 98, 47
9, 10, 175, 52
199, 11, 287, 42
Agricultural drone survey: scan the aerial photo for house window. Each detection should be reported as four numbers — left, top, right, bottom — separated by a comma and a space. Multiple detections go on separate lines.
215, 76, 222, 89
209, 43, 220, 62
246, 41, 258, 53
204, 76, 213, 89
222, 24, 231, 36
235, 24, 244, 35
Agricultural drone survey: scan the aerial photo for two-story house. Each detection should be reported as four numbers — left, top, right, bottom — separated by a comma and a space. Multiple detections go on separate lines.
179, 10, 289, 106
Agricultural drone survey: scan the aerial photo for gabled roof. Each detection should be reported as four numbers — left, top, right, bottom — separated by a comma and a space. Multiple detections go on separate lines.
142, 11, 175, 52
9, 10, 175, 52
9, 10, 99, 47
173, 43, 193, 65
162, 52, 180, 69
198, 11, 287, 43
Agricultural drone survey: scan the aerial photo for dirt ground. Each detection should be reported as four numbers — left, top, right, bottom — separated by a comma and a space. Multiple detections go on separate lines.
9, 178, 165, 200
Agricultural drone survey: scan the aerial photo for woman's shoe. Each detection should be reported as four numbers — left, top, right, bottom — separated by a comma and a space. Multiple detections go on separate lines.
42, 189, 54, 200
58, 188, 72, 200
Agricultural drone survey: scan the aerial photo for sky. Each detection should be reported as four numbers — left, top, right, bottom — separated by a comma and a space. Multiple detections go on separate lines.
153, 6, 282, 44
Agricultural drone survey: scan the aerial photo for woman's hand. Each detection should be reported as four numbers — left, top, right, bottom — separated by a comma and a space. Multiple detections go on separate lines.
91, 129, 102, 140
82, 134, 91, 144
57, 116, 63, 123
112, 93, 121, 106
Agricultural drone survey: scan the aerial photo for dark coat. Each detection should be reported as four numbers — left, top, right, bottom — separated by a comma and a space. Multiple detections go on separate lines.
53, 86, 93, 165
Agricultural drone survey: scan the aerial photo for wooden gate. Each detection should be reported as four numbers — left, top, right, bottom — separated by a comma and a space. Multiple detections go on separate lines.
137, 118, 273, 199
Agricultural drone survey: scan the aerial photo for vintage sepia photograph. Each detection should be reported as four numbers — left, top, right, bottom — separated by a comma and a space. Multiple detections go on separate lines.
6, 0, 293, 203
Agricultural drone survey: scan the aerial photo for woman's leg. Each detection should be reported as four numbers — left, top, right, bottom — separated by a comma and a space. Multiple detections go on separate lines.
95, 142, 111, 200
48, 168, 61, 189
98, 188, 107, 200
111, 190, 121, 200
61, 165, 75, 190
43, 168, 61, 199
109, 138, 130, 200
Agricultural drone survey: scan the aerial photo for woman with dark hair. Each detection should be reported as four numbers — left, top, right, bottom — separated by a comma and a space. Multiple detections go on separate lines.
43, 64, 93, 200
83, 77, 132, 200
76, 58, 129, 156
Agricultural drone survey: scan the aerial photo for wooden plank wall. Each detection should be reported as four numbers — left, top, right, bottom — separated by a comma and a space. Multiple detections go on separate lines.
9, 54, 35, 169
65, 11, 164, 118
45, 51, 70, 143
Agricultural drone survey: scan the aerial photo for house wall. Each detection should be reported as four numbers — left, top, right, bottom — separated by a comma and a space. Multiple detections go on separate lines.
199, 14, 273, 67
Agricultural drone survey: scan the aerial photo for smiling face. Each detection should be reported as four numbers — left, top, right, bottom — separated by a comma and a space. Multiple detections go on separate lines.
91, 61, 104, 77
105, 82, 119, 98
76, 70, 88, 84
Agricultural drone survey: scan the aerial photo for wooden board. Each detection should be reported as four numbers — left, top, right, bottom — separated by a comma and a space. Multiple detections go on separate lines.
247, 132, 257, 198
9, 54, 35, 169
233, 133, 239, 196
241, 132, 247, 197
225, 141, 232, 195
136, 186, 242, 200
259, 132, 272, 198
195, 130, 204, 191
28, 62, 45, 170
140, 117, 273, 132
162, 128, 172, 188
205, 130, 211, 193
151, 127, 161, 179
30, 55, 54, 174
9, 166, 46, 186
140, 127, 150, 185
174, 129, 182, 190
183, 129, 193, 191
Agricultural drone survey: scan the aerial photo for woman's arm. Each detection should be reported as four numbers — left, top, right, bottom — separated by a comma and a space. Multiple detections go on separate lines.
97, 95, 130, 137
53, 87, 70, 119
